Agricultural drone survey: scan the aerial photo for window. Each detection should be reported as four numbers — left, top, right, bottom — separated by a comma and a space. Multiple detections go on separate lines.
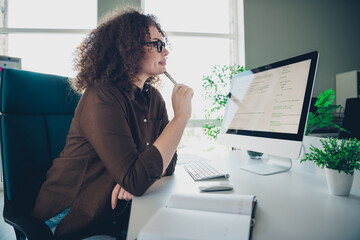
0, 0, 97, 77
143, 0, 244, 119
143, 0, 244, 152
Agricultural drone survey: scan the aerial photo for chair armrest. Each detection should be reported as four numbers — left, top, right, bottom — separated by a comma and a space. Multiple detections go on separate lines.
3, 205, 54, 240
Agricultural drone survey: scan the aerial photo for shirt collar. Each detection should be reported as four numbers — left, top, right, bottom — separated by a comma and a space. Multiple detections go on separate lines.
134, 82, 150, 99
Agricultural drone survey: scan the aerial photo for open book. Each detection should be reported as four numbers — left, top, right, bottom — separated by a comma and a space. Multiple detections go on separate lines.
137, 193, 257, 240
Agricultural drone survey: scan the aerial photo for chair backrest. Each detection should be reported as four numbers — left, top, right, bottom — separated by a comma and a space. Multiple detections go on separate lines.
339, 98, 360, 140
0, 68, 80, 214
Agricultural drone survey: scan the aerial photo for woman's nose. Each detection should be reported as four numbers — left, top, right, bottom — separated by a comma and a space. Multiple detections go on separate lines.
162, 47, 169, 56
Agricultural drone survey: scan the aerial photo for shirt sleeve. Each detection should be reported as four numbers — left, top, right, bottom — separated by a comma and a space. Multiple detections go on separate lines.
161, 112, 177, 176
153, 87, 177, 176
79, 86, 163, 196
164, 152, 177, 176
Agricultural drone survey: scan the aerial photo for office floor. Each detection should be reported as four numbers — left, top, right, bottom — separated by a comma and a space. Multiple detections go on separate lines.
0, 190, 16, 240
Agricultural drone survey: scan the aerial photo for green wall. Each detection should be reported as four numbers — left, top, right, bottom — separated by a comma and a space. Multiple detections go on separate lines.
243, 0, 360, 96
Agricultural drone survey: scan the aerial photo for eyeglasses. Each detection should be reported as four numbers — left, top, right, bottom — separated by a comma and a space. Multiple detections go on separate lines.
146, 40, 166, 53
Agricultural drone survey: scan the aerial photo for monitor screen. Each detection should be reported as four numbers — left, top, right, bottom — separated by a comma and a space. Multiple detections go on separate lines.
218, 51, 319, 175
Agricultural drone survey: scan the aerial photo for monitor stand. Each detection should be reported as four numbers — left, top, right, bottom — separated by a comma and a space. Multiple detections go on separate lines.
240, 155, 292, 175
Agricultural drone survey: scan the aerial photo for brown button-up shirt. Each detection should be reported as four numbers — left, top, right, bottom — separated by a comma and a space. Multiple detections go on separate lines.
32, 82, 176, 237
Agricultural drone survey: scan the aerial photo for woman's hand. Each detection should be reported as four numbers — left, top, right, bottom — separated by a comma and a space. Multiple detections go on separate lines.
172, 84, 193, 121
111, 184, 133, 210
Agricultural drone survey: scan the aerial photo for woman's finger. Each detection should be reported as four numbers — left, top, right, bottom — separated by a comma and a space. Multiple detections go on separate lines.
118, 187, 126, 200
111, 184, 121, 209
124, 191, 133, 201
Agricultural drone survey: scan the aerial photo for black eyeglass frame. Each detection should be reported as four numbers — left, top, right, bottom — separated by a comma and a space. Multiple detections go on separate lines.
146, 40, 166, 53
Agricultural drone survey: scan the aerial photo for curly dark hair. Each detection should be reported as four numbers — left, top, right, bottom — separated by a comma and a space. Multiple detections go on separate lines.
71, 8, 167, 94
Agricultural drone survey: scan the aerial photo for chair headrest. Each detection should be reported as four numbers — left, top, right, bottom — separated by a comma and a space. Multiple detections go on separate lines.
1, 69, 80, 114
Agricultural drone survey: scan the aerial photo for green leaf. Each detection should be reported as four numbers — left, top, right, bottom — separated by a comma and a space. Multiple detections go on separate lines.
315, 89, 335, 108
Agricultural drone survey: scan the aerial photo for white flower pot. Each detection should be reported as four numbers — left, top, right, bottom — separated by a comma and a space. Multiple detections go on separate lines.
325, 168, 354, 196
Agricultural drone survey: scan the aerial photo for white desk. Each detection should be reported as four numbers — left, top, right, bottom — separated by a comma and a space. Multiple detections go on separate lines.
127, 150, 360, 240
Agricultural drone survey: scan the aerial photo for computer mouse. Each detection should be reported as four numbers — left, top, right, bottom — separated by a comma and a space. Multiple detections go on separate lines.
199, 182, 234, 192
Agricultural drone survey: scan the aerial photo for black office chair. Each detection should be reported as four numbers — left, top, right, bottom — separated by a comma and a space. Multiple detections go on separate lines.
0, 69, 126, 240
338, 98, 360, 140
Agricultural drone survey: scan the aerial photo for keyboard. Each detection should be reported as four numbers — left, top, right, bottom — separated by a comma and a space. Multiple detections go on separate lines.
183, 161, 230, 181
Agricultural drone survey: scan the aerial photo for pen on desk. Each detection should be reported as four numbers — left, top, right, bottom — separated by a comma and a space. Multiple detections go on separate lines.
164, 71, 177, 85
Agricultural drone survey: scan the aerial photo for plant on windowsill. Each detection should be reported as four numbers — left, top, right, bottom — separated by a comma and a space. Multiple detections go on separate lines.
201, 64, 246, 140
300, 137, 360, 196
201, 65, 263, 158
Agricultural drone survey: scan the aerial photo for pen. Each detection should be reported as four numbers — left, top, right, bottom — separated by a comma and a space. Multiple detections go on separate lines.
164, 71, 177, 85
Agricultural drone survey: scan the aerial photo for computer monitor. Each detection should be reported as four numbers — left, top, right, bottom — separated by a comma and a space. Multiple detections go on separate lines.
218, 51, 319, 175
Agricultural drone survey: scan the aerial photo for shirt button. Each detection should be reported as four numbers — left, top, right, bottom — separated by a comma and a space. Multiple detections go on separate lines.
144, 119, 147, 123
146, 142, 150, 146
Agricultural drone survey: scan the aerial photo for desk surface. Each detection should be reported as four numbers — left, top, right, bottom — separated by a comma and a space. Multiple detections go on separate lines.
127, 150, 360, 240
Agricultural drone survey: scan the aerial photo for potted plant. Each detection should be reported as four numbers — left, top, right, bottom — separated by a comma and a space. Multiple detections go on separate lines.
301, 137, 360, 196
301, 89, 350, 160
305, 89, 347, 136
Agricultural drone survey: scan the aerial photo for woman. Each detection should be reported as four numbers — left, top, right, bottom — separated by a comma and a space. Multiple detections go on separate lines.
31, 8, 193, 239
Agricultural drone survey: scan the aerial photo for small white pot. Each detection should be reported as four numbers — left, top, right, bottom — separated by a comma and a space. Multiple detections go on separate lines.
325, 168, 354, 196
